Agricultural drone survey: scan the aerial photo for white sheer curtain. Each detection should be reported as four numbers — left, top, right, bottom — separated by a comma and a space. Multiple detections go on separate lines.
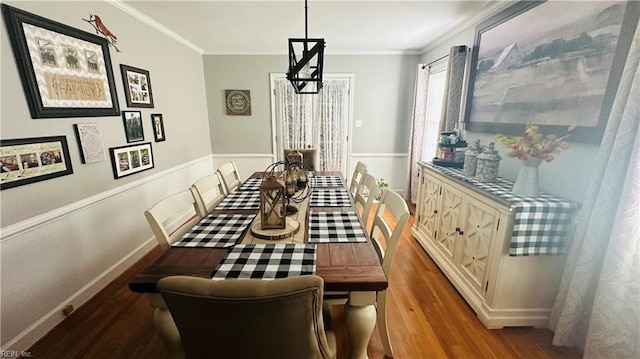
549, 15, 640, 358
274, 77, 349, 172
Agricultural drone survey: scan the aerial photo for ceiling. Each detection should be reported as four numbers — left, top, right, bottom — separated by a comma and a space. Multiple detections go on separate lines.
120, 0, 500, 55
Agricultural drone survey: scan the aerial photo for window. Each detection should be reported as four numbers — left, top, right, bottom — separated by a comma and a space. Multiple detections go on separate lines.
422, 62, 448, 162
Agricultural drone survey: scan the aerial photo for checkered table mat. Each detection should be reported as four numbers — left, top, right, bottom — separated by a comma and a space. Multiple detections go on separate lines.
308, 211, 367, 243
238, 178, 262, 191
427, 163, 579, 256
310, 189, 352, 207
311, 175, 344, 188
211, 244, 317, 280
214, 191, 261, 210
172, 213, 256, 248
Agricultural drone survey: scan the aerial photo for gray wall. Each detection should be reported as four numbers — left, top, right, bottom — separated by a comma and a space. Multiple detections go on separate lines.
203, 54, 419, 155
420, 6, 608, 203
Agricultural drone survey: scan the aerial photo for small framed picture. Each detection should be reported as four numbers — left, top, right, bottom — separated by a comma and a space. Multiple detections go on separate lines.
120, 64, 154, 108
151, 113, 166, 142
122, 110, 144, 143
1, 136, 74, 190
109, 142, 154, 179
73, 123, 106, 164
225, 89, 251, 115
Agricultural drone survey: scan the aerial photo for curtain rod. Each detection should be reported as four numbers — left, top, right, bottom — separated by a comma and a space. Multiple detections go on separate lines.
421, 54, 448, 69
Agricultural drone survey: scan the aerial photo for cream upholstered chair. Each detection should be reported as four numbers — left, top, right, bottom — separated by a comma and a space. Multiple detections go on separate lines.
354, 172, 379, 228
144, 190, 201, 251
216, 161, 242, 194
349, 161, 367, 197
325, 189, 409, 358
157, 275, 336, 359
190, 172, 226, 217
284, 148, 319, 170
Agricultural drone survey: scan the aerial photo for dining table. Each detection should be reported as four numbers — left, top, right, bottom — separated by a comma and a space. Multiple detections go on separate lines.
129, 171, 388, 359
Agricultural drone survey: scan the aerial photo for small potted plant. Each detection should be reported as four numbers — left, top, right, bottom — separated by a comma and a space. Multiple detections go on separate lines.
376, 178, 389, 200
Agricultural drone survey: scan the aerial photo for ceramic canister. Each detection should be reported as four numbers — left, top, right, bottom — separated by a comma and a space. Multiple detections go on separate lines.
474, 142, 502, 183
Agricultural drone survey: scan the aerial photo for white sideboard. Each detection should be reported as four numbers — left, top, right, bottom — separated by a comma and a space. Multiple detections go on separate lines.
411, 162, 578, 329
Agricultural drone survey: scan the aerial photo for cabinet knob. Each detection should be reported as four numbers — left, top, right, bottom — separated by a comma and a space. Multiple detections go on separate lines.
433, 210, 438, 214
455, 227, 464, 235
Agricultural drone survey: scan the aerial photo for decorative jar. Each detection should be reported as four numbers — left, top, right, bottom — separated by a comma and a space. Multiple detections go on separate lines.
474, 142, 501, 183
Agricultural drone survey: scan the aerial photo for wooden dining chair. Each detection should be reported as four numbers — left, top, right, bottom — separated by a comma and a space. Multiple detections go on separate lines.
190, 172, 226, 217
216, 161, 242, 194
157, 275, 336, 359
144, 190, 201, 251
325, 189, 409, 358
349, 161, 367, 197
354, 172, 379, 229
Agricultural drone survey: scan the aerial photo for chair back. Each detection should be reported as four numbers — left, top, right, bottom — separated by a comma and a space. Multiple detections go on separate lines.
190, 172, 226, 217
370, 189, 410, 276
349, 161, 367, 197
354, 173, 379, 228
284, 148, 319, 171
144, 190, 200, 251
216, 162, 241, 194
157, 275, 335, 359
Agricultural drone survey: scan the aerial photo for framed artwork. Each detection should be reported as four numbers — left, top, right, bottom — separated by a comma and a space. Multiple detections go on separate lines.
151, 113, 166, 142
120, 64, 154, 108
122, 110, 144, 143
73, 123, 105, 164
225, 89, 251, 115
1, 4, 119, 118
109, 142, 154, 179
0, 136, 73, 190
464, 1, 636, 143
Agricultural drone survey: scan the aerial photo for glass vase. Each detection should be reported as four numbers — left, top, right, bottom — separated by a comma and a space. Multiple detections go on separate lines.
511, 158, 543, 197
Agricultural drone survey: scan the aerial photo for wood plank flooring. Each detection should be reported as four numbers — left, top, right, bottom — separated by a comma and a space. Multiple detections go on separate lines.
28, 205, 583, 358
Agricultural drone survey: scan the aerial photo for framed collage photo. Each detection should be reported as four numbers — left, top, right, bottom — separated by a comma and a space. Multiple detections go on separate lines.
1, 136, 73, 190
1, 4, 119, 118
151, 114, 166, 142
109, 142, 154, 179
122, 111, 144, 143
120, 64, 154, 108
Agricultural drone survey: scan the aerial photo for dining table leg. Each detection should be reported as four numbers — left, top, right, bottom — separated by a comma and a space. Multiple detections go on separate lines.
344, 291, 377, 359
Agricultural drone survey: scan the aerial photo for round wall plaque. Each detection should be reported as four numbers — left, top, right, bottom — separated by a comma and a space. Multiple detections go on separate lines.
225, 89, 251, 115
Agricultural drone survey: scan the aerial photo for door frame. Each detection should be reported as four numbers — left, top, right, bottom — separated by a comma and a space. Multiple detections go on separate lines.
269, 73, 354, 175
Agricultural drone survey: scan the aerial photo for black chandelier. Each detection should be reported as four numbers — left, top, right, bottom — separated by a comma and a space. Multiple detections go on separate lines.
286, 0, 325, 94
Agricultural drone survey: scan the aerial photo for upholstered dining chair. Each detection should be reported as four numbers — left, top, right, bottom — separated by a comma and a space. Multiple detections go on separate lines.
216, 161, 242, 194
144, 190, 201, 251
190, 172, 226, 217
354, 172, 379, 229
284, 148, 319, 170
349, 161, 367, 197
157, 275, 336, 359
324, 189, 409, 358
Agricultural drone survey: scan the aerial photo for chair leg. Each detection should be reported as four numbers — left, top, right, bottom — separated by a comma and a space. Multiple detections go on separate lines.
377, 290, 393, 357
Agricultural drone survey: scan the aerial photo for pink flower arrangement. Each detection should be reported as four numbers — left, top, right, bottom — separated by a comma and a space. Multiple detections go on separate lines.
494, 124, 571, 162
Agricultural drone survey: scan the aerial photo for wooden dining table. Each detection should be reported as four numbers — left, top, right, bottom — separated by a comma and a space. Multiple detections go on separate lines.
129, 171, 388, 359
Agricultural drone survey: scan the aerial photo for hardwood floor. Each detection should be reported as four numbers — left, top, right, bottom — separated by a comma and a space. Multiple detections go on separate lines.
28, 206, 583, 358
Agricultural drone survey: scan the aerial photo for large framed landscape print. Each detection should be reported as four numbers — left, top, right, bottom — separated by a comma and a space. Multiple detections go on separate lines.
464, 1, 637, 143
1, 4, 120, 118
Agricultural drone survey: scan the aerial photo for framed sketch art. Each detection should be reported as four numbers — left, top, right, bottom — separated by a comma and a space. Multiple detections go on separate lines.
0, 136, 73, 190
122, 111, 144, 143
109, 142, 154, 179
73, 123, 106, 164
120, 64, 154, 108
464, 1, 637, 143
1, 4, 120, 118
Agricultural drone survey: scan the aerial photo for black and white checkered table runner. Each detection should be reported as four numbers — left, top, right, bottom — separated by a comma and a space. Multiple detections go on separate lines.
427, 164, 579, 256
311, 175, 344, 188
214, 191, 261, 210
238, 177, 262, 191
308, 211, 367, 243
311, 189, 352, 207
173, 213, 256, 248
211, 244, 317, 280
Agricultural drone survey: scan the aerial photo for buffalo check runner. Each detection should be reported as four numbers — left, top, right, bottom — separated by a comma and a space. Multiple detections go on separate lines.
427, 163, 579, 256
214, 191, 260, 210
238, 177, 262, 191
211, 244, 317, 280
311, 175, 344, 188
311, 189, 352, 207
308, 211, 367, 243
172, 214, 256, 248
